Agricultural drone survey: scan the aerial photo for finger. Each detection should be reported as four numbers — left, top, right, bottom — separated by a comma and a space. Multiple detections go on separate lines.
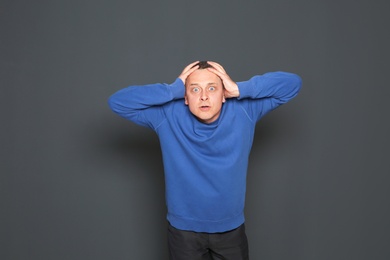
207, 61, 226, 73
178, 61, 199, 83
207, 66, 227, 79
182, 61, 199, 74
183, 64, 199, 77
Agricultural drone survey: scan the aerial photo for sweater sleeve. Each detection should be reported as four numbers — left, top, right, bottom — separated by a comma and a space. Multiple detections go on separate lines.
108, 78, 185, 129
236, 71, 302, 122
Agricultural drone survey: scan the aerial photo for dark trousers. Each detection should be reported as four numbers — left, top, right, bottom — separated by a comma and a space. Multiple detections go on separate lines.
168, 223, 249, 260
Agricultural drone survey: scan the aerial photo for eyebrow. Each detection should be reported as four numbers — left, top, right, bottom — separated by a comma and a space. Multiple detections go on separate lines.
189, 82, 218, 86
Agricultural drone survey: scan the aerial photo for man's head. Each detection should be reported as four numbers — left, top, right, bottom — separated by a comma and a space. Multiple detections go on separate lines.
184, 61, 225, 124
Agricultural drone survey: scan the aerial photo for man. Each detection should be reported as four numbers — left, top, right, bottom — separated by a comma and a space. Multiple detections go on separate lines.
108, 61, 301, 259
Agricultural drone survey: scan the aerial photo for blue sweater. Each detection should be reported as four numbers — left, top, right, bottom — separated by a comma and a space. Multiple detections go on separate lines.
108, 72, 301, 233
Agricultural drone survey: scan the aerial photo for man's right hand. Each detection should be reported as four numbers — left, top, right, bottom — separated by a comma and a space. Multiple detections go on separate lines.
178, 61, 199, 84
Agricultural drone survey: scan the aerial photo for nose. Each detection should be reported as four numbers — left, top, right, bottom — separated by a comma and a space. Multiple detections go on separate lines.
200, 91, 208, 101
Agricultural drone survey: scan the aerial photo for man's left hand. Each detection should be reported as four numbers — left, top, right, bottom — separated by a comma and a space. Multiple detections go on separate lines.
207, 61, 240, 98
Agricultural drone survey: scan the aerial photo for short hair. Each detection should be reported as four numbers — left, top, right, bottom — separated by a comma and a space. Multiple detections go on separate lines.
191, 61, 214, 69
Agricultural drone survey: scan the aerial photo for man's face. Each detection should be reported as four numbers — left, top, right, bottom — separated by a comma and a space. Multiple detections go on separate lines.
185, 69, 225, 124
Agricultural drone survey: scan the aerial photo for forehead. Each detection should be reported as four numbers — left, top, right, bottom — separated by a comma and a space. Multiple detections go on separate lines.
186, 69, 222, 85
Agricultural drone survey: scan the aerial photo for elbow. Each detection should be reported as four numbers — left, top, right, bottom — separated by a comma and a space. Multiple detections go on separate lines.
283, 72, 302, 95
107, 95, 117, 112
274, 71, 302, 93
279, 73, 302, 103
292, 73, 302, 94
107, 94, 123, 115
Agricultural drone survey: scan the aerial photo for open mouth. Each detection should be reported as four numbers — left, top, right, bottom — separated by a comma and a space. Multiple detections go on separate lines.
199, 105, 210, 111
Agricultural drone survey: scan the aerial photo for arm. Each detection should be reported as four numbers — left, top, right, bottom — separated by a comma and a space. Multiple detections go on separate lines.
206, 61, 301, 120
238, 71, 302, 103
108, 62, 200, 128
207, 61, 301, 105
237, 71, 302, 121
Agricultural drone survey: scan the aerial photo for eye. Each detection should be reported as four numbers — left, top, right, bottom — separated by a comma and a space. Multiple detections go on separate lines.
208, 86, 216, 91
192, 87, 200, 93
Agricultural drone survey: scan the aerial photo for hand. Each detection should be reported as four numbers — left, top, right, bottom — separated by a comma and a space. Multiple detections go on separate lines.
206, 61, 240, 98
178, 61, 199, 84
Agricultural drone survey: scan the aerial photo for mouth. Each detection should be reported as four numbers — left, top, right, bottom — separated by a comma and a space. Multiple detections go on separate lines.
199, 105, 211, 111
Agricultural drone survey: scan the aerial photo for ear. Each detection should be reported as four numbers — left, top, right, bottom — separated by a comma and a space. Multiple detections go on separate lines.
222, 96, 226, 103
184, 95, 189, 105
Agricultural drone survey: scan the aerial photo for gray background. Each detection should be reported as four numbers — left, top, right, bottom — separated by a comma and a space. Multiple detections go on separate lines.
1, 0, 389, 259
